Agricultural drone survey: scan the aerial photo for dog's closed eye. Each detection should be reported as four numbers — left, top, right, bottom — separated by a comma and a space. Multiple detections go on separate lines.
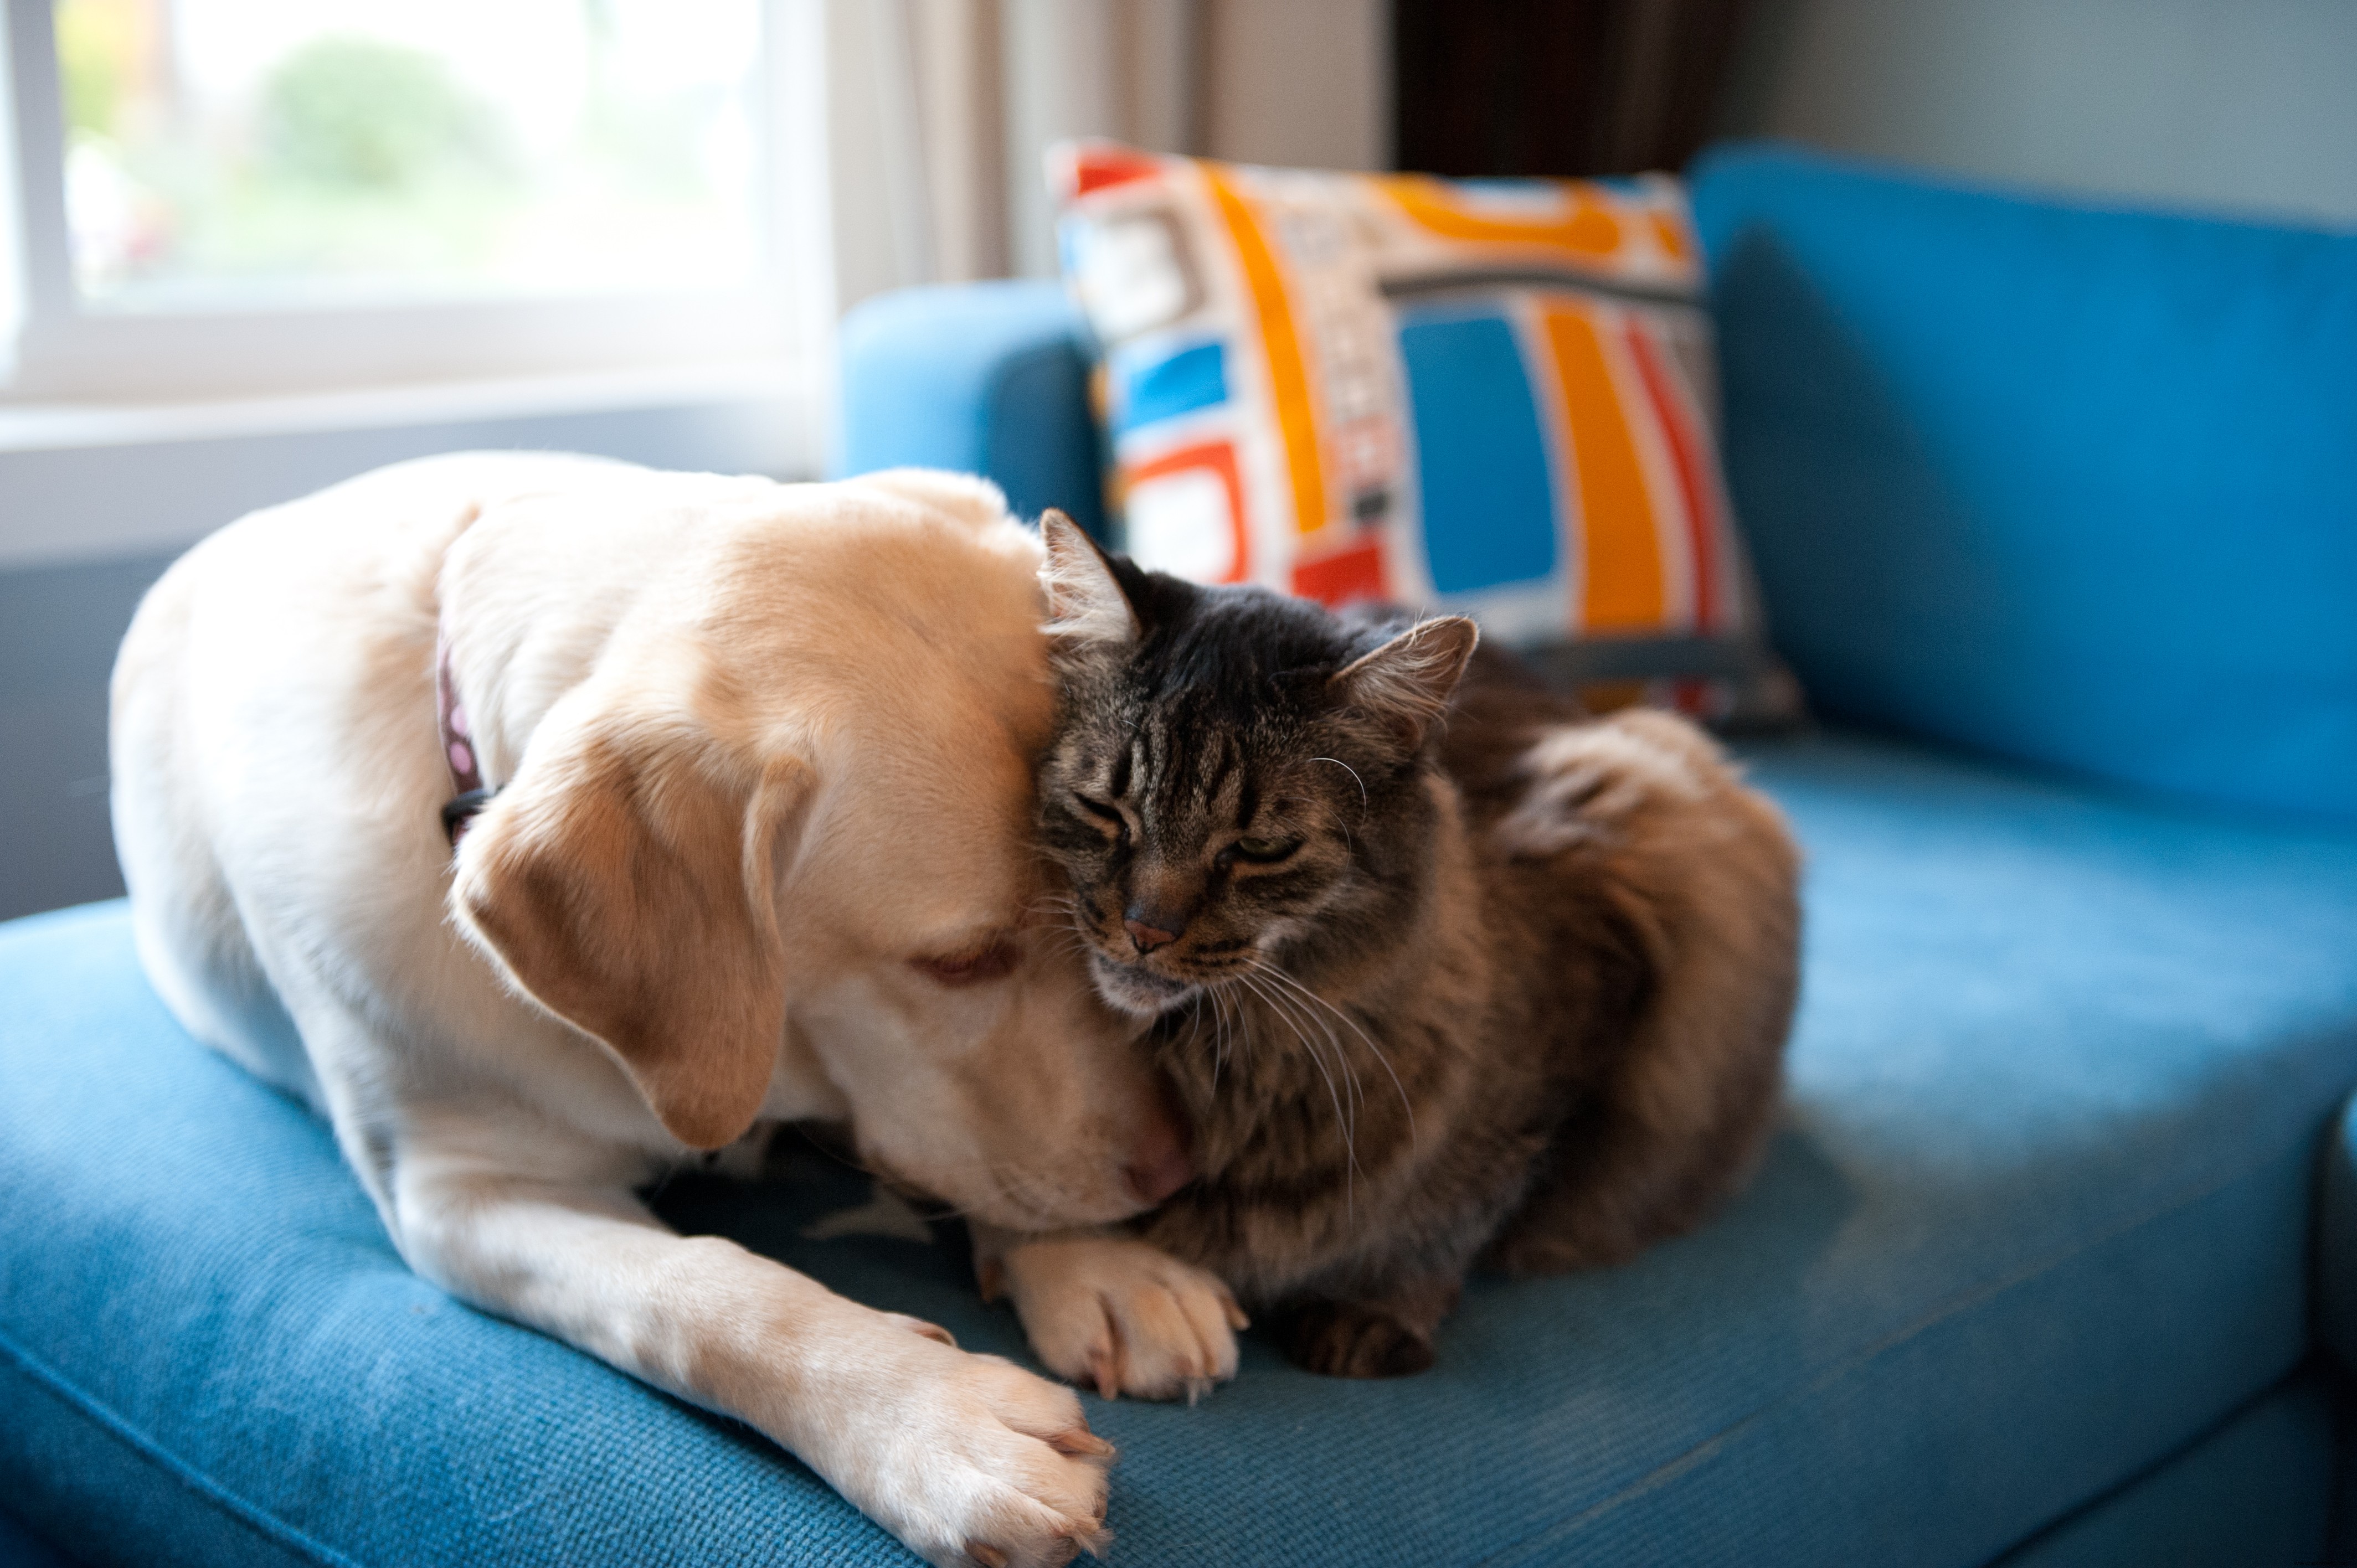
912, 937, 1021, 987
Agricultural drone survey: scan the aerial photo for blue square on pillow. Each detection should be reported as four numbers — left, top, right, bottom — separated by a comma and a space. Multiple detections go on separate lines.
1395, 302, 1558, 595
1110, 338, 1228, 435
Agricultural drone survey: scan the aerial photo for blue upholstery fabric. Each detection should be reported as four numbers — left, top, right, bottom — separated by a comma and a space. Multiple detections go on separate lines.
1692, 144, 2357, 821
835, 280, 1108, 537
6, 733, 2356, 1565
2317, 1093, 2357, 1373
1994, 1371, 2335, 1567
0, 1507, 76, 1568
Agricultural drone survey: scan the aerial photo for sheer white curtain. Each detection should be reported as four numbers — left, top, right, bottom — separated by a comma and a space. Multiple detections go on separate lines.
825, 0, 1208, 311
823, 0, 1388, 316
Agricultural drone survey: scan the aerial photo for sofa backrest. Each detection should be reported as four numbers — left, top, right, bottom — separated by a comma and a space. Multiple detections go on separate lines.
837, 278, 1107, 537
1692, 143, 2357, 819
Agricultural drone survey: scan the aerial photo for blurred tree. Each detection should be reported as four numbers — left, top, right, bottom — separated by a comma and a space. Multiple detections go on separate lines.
260, 37, 514, 192
55, 0, 162, 140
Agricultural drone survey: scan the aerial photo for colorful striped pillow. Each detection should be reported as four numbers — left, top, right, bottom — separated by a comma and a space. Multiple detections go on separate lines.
1050, 142, 1798, 725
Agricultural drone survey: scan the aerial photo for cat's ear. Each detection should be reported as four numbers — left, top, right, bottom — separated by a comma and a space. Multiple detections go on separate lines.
1330, 616, 1481, 750
1039, 509, 1140, 653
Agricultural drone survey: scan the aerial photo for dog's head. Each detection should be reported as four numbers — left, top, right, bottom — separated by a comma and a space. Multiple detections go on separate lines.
449, 472, 1188, 1229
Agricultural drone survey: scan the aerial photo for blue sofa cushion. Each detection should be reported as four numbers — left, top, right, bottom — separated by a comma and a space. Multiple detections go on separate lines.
1993, 1371, 2335, 1567
4, 734, 2354, 1566
1692, 144, 2357, 820
836, 279, 1108, 537
2316, 1090, 2357, 1373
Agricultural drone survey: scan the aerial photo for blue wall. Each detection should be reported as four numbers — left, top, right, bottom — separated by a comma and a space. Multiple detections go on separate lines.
1727, 0, 2357, 229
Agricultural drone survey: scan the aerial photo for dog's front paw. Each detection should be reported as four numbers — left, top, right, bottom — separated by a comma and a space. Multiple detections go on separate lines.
795, 1307, 1114, 1568
991, 1234, 1247, 1402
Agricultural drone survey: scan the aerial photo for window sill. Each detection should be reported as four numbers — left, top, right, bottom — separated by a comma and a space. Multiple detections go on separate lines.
0, 358, 826, 571
0, 358, 813, 454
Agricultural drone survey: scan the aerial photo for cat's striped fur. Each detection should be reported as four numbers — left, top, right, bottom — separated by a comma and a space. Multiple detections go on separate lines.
1032, 515, 1800, 1377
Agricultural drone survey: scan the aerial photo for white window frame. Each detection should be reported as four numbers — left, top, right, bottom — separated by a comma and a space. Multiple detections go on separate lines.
0, 0, 835, 405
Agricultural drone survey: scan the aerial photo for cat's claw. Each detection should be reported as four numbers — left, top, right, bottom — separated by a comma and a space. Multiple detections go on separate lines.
996, 1234, 1246, 1402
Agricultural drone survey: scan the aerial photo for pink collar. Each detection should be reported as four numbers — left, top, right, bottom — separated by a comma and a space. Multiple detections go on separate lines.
436, 635, 496, 845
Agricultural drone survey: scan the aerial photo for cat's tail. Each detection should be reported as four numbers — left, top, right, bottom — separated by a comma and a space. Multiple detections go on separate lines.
1486, 708, 1803, 1275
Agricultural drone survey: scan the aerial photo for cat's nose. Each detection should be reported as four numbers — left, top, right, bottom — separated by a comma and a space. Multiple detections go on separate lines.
1124, 916, 1181, 953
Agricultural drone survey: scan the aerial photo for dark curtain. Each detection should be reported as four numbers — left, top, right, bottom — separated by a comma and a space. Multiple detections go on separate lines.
1392, 0, 1749, 177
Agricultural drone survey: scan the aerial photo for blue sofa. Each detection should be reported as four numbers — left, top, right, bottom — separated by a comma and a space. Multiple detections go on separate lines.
6, 145, 2356, 1565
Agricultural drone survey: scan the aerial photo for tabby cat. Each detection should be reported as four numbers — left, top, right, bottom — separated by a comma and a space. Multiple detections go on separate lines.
983, 515, 1800, 1388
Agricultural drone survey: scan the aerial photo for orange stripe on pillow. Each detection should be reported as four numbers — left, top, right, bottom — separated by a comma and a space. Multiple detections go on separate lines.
1540, 303, 1665, 633
1203, 167, 1327, 538
1625, 322, 1719, 632
1377, 176, 1623, 258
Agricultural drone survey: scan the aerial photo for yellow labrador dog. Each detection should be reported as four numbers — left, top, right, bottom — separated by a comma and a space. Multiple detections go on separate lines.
110, 452, 1190, 1568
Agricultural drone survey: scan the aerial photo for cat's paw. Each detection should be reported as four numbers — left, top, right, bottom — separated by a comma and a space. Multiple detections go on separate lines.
1483, 1206, 1650, 1276
990, 1234, 1247, 1402
1273, 1299, 1437, 1379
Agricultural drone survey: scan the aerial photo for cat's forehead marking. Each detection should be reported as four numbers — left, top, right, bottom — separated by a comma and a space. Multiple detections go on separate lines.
1234, 770, 1260, 832
1123, 703, 1214, 838
1202, 747, 1248, 832
1104, 733, 1135, 797
1138, 713, 1188, 827
1134, 725, 1159, 803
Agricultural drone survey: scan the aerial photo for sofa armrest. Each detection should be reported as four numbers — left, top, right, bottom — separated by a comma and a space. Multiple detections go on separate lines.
835, 279, 1108, 537
2319, 1091, 2357, 1371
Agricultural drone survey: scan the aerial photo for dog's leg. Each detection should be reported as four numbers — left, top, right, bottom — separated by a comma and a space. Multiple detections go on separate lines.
384, 1132, 1113, 1568
261, 961, 1112, 1568
975, 1225, 1246, 1403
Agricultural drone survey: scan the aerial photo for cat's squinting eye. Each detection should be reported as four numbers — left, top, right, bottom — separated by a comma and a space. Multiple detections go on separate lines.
1074, 794, 1127, 832
1228, 836, 1299, 864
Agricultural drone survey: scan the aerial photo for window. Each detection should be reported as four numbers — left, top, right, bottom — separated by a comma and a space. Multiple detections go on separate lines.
2, 0, 826, 401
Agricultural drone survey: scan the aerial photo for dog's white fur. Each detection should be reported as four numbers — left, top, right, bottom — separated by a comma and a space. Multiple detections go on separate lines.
110, 453, 1179, 1568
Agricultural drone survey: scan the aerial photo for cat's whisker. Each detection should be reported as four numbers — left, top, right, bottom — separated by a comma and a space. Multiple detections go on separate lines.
1258, 960, 1418, 1149
1209, 975, 1255, 1076
1313, 756, 1369, 817
1249, 958, 1361, 1137
1244, 971, 1356, 1211
1303, 987, 1363, 1137
1184, 991, 1222, 1095
1206, 982, 1232, 1096
1188, 989, 1212, 1089
1239, 968, 1361, 1210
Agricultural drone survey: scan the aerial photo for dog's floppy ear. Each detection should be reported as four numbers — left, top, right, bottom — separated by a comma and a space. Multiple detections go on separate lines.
451, 715, 812, 1150
1039, 509, 1139, 652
